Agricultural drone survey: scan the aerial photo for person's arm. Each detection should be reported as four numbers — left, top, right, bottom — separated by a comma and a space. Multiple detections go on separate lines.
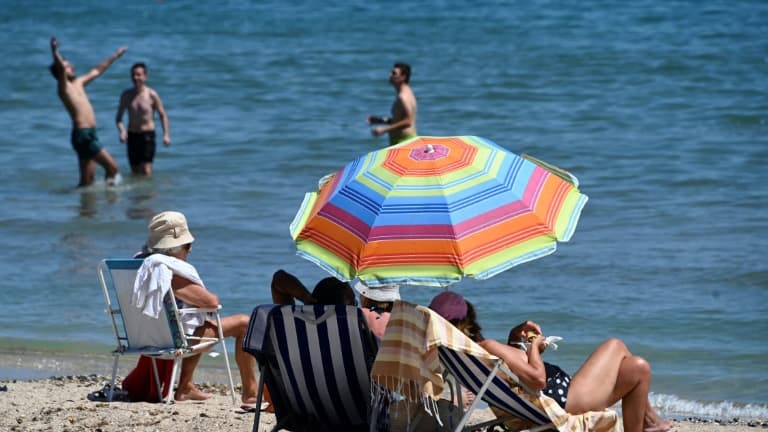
480, 337, 547, 391
81, 46, 127, 85
152, 90, 171, 146
50, 37, 66, 91
372, 96, 414, 136
115, 91, 129, 143
366, 115, 390, 125
171, 275, 220, 309
271, 269, 316, 305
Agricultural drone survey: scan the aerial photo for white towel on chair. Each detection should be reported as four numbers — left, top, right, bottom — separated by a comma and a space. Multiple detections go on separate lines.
132, 254, 205, 319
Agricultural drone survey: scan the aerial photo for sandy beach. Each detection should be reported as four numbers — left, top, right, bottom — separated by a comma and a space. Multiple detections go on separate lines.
1, 375, 765, 432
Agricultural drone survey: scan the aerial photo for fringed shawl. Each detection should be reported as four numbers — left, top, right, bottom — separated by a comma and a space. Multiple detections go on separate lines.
371, 301, 492, 400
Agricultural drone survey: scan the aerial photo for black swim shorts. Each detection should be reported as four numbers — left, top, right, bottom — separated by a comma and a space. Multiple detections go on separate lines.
71, 128, 103, 159
127, 131, 157, 166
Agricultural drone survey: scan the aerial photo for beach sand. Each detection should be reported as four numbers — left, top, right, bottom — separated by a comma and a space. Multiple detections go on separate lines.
1, 375, 765, 432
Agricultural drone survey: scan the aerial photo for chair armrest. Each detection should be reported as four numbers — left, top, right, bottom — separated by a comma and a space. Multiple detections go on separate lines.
178, 305, 222, 314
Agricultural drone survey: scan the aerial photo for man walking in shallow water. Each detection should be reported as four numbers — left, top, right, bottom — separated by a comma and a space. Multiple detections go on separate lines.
49, 37, 125, 187
367, 62, 418, 146
115, 62, 170, 177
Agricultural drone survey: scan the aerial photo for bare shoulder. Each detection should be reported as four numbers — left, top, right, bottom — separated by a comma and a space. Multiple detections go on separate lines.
148, 87, 164, 100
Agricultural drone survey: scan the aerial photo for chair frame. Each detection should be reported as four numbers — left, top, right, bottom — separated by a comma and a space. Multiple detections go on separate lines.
438, 346, 554, 432
98, 258, 236, 404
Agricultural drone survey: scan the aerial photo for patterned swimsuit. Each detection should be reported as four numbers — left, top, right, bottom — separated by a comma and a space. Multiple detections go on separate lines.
543, 362, 571, 408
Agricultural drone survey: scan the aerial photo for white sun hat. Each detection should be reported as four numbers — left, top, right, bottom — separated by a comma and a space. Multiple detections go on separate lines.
353, 281, 401, 302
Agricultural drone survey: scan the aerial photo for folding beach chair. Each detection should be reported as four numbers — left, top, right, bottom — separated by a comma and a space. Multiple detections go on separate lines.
243, 304, 379, 432
97, 258, 236, 404
372, 301, 620, 432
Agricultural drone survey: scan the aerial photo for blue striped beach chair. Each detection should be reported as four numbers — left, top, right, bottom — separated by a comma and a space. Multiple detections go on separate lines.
438, 346, 554, 432
243, 304, 379, 432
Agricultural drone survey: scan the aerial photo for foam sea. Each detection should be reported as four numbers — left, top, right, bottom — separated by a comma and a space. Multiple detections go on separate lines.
1, 0, 766, 419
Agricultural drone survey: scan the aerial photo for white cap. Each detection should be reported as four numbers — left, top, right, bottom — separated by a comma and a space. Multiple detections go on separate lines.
353, 281, 401, 302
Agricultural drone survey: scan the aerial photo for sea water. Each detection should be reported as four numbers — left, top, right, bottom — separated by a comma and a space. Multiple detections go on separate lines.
0, 0, 766, 419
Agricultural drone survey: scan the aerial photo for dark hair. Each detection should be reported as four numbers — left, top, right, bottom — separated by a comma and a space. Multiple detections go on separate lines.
312, 277, 355, 305
394, 62, 411, 83
132, 62, 147, 74
451, 301, 484, 342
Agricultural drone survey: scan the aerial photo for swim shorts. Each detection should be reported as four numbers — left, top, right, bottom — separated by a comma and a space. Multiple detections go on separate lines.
71, 128, 103, 159
389, 134, 418, 146
127, 131, 157, 166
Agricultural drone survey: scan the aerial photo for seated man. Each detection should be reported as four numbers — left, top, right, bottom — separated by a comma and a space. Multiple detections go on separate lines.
270, 269, 356, 306
138, 211, 257, 405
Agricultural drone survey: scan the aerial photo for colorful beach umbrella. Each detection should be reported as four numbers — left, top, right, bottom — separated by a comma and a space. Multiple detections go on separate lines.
289, 136, 588, 287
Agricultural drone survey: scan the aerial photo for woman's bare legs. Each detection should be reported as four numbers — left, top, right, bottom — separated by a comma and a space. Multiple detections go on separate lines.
176, 353, 214, 401
175, 314, 257, 404
564, 338, 670, 432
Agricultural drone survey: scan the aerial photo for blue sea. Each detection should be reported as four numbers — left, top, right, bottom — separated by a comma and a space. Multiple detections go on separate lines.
1, 0, 766, 420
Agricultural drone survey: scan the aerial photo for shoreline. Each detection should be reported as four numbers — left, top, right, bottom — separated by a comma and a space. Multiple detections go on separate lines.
0, 374, 768, 432
2, 346, 768, 423
1, 375, 766, 432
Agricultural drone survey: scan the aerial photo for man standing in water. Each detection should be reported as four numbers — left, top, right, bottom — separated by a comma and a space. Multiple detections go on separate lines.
115, 63, 170, 176
367, 62, 418, 146
50, 37, 125, 187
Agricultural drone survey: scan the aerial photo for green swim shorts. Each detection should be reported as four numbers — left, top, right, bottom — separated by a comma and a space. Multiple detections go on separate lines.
71, 128, 103, 159
389, 134, 418, 146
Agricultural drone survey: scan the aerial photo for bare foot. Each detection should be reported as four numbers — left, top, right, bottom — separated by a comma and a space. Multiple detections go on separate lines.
175, 387, 213, 402
242, 395, 258, 405
644, 422, 673, 432
644, 411, 673, 432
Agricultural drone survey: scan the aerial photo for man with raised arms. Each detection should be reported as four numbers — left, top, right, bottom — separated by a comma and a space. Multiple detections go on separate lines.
50, 37, 125, 187
367, 62, 418, 146
116, 63, 170, 176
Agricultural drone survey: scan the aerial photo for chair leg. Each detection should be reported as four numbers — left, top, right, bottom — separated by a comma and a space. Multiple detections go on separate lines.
167, 358, 181, 404
252, 365, 266, 432
454, 360, 503, 432
108, 354, 120, 402
214, 313, 237, 405
150, 358, 162, 403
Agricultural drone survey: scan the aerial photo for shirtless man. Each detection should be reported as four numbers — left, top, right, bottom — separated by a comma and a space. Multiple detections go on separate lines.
50, 37, 125, 187
116, 63, 170, 176
367, 62, 418, 146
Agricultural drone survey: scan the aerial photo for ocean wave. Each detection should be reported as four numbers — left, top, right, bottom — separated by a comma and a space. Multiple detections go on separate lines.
652, 393, 768, 420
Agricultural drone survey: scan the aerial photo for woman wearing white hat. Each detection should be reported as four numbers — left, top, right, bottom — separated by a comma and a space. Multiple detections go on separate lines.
139, 211, 258, 406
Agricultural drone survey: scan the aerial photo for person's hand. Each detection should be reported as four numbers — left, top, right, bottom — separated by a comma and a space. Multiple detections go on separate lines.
163, 134, 171, 146
371, 126, 385, 137
507, 320, 543, 345
119, 131, 127, 143
50, 37, 58, 51
116, 46, 127, 57
530, 334, 547, 354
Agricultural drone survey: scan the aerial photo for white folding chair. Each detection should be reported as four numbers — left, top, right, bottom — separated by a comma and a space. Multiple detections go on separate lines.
98, 258, 236, 404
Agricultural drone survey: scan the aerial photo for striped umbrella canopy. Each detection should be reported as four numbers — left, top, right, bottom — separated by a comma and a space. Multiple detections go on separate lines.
289, 136, 588, 287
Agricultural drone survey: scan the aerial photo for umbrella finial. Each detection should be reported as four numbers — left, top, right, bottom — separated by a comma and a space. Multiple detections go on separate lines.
425, 144, 435, 153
